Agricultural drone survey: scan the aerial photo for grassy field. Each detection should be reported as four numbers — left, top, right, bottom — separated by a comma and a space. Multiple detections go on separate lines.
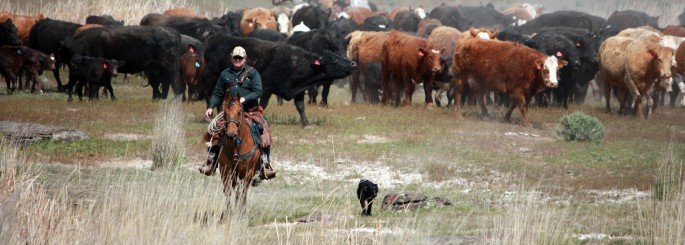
1, 70, 684, 243
1, 0, 685, 243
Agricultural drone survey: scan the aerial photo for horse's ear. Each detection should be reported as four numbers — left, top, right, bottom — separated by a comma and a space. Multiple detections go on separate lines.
224, 91, 232, 104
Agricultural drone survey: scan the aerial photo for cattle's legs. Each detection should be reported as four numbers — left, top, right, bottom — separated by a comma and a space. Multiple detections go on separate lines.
617, 88, 628, 115
380, 65, 391, 105
423, 75, 435, 106
307, 85, 318, 104
294, 93, 310, 126
104, 82, 116, 100
319, 79, 334, 106
403, 77, 414, 107
505, 93, 530, 127
146, 72, 163, 99
604, 80, 612, 113
53, 62, 65, 92
350, 69, 361, 103
478, 91, 489, 117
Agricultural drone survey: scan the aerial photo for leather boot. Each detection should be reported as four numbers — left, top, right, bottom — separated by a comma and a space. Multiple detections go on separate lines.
259, 154, 277, 180
199, 145, 219, 176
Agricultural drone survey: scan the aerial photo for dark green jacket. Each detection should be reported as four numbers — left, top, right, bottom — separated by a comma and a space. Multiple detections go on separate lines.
208, 65, 262, 110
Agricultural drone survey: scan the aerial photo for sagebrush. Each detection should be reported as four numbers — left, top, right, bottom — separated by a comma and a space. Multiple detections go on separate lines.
555, 112, 604, 143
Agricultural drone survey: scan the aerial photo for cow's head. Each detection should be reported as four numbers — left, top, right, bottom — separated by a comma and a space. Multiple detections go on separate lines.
316, 50, 357, 79
277, 13, 290, 34
536, 56, 567, 88
105, 59, 126, 77
649, 46, 674, 79
39, 53, 56, 71
418, 46, 444, 74
553, 45, 581, 71
0, 19, 21, 46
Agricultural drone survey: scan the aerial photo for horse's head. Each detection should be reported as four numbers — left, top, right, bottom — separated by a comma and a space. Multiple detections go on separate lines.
222, 92, 243, 139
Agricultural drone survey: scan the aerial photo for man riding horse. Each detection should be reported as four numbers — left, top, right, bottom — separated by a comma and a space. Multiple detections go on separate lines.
200, 46, 276, 180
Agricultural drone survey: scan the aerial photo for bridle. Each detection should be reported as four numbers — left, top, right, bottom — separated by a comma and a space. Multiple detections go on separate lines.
221, 100, 258, 161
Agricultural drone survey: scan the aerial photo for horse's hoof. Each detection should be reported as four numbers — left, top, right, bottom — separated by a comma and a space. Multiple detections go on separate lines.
251, 178, 262, 186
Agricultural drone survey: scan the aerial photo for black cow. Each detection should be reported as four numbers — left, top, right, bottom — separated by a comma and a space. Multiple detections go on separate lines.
61, 26, 181, 99
67, 54, 124, 101
85, 15, 124, 26
532, 33, 582, 108
180, 34, 204, 56
202, 34, 356, 126
517, 11, 606, 34
606, 10, 659, 31
361, 62, 382, 103
356, 179, 378, 216
496, 27, 539, 49
457, 5, 513, 31
328, 17, 358, 40
535, 27, 601, 104
356, 15, 391, 32
392, 10, 421, 33
0, 19, 21, 46
248, 28, 287, 43
210, 11, 242, 36
428, 5, 471, 31
140, 13, 222, 41
28, 18, 82, 91
288, 29, 348, 106
291, 5, 330, 30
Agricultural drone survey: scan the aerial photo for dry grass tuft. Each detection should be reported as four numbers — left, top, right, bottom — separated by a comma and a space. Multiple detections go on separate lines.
151, 100, 186, 169
487, 189, 572, 244
638, 140, 685, 244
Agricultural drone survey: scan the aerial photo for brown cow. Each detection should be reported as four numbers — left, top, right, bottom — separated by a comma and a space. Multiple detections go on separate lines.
452, 38, 567, 127
428, 26, 461, 61
347, 31, 390, 102
0, 12, 44, 43
0, 46, 42, 94
664, 25, 685, 37
502, 3, 544, 25
598, 36, 673, 118
179, 45, 204, 101
21, 51, 55, 93
417, 18, 442, 37
74, 24, 103, 35
428, 26, 460, 105
346, 7, 374, 25
164, 7, 205, 19
381, 30, 444, 107
240, 8, 277, 37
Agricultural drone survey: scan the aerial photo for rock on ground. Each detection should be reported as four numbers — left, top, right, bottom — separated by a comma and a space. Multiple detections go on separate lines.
0, 121, 89, 145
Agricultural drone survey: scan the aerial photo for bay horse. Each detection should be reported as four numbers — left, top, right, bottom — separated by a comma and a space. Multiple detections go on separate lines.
217, 92, 261, 211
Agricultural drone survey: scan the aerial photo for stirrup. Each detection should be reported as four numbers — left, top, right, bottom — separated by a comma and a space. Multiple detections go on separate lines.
259, 163, 276, 180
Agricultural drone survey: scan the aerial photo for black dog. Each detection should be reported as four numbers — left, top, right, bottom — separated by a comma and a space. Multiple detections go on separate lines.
357, 179, 378, 216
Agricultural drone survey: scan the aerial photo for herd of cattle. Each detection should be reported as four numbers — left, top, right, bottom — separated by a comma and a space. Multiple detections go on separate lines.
1, 1, 685, 127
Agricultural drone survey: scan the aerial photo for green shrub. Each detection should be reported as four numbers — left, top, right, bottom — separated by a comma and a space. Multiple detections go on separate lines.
555, 112, 604, 143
